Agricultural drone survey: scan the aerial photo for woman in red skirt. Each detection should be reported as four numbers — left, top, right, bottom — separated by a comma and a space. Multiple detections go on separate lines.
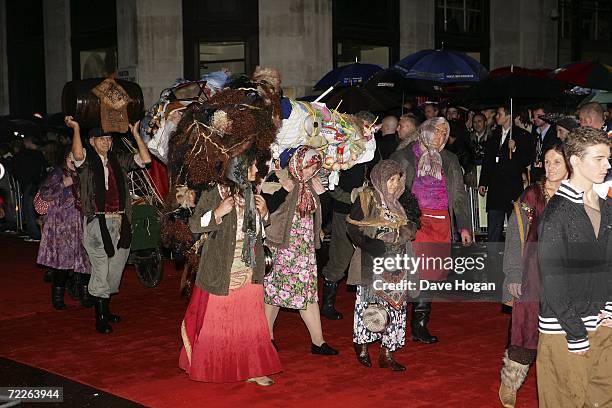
179, 150, 281, 386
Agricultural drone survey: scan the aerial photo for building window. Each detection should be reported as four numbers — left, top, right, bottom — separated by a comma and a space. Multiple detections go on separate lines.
183, 0, 259, 80
199, 41, 246, 76
332, 0, 399, 68
434, 0, 489, 67
336, 41, 389, 67
560, 0, 612, 41
79, 46, 118, 79
436, 0, 484, 35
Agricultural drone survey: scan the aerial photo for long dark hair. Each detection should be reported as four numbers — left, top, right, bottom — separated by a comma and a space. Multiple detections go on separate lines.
219, 146, 258, 197
523, 141, 569, 242
543, 140, 571, 179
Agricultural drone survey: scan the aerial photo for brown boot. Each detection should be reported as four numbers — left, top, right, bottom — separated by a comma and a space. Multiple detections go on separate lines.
378, 346, 406, 371
499, 350, 529, 408
354, 343, 371, 367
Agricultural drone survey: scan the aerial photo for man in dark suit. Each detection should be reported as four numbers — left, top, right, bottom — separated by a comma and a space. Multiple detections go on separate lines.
478, 106, 534, 244
530, 105, 559, 182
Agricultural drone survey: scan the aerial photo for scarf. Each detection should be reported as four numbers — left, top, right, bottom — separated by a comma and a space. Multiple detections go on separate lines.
226, 154, 257, 268
369, 160, 407, 219
288, 146, 322, 218
90, 150, 132, 258
417, 118, 449, 180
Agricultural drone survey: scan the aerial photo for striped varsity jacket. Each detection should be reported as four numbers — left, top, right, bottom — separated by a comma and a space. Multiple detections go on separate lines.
537, 180, 612, 353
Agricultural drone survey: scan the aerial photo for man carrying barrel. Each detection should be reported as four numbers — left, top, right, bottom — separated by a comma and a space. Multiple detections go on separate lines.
65, 116, 151, 334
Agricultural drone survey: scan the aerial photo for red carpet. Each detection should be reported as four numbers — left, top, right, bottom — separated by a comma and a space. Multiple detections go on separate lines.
0, 236, 537, 407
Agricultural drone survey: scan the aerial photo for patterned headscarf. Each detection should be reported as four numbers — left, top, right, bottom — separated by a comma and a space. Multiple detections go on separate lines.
288, 146, 322, 218
417, 117, 450, 180
226, 152, 257, 268
370, 160, 406, 218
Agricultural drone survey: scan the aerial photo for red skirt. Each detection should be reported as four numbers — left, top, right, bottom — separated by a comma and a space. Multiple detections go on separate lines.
413, 209, 452, 281
179, 284, 282, 383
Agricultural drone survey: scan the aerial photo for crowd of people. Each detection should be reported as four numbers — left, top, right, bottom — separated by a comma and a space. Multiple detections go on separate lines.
1, 75, 611, 406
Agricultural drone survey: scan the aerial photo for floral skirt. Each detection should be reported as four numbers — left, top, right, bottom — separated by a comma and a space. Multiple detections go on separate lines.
264, 213, 317, 310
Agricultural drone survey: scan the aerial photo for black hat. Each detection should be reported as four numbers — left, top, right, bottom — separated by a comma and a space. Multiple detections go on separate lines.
556, 117, 580, 131
541, 113, 579, 131
88, 127, 111, 138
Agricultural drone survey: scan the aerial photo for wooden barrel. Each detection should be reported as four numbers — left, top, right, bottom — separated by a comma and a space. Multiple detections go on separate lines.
61, 78, 144, 129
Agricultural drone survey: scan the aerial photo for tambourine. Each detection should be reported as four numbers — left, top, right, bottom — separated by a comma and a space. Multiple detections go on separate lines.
363, 303, 389, 333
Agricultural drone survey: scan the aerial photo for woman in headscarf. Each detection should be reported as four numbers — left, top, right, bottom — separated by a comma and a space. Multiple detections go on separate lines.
390, 117, 472, 344
263, 146, 338, 356
179, 149, 282, 386
498, 142, 570, 408
346, 160, 419, 371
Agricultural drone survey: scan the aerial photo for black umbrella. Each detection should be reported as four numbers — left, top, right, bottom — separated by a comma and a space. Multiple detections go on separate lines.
314, 62, 383, 90
365, 69, 443, 97
459, 74, 567, 105
319, 86, 400, 114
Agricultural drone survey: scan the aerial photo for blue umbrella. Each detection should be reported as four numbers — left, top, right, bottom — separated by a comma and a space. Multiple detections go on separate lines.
394, 49, 488, 83
314, 62, 383, 90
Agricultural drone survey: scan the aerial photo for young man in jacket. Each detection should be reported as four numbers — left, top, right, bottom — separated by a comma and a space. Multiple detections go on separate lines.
537, 126, 612, 407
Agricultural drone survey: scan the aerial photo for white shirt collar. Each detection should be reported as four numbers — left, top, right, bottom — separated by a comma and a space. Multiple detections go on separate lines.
537, 123, 550, 137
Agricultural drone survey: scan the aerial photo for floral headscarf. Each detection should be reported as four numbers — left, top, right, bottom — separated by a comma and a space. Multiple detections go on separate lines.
417, 117, 450, 180
288, 146, 322, 218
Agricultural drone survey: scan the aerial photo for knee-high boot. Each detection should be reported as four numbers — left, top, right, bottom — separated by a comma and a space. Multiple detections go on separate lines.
79, 273, 94, 308
107, 295, 121, 323
51, 269, 68, 310
320, 279, 343, 320
94, 297, 113, 334
410, 299, 438, 344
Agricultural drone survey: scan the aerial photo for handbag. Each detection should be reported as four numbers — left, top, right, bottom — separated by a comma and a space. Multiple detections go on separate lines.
33, 191, 51, 215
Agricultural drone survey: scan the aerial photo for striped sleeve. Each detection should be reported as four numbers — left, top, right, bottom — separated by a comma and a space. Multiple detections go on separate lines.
567, 337, 589, 353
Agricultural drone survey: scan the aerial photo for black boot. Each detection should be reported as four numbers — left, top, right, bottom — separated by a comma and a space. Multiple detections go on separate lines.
51, 269, 68, 310
320, 279, 343, 320
107, 296, 121, 323
354, 343, 372, 367
410, 301, 438, 344
79, 274, 94, 308
94, 297, 113, 334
